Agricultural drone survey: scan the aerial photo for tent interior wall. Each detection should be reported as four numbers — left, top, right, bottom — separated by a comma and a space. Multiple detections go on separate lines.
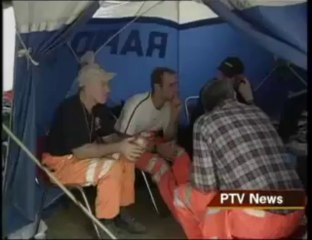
38, 8, 306, 134
3, 0, 307, 237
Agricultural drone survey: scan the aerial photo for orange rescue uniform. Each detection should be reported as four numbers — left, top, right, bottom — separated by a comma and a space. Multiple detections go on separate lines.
42, 153, 135, 219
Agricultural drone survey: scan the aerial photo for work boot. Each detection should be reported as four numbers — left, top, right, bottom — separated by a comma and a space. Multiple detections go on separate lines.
114, 211, 147, 234
99, 218, 121, 238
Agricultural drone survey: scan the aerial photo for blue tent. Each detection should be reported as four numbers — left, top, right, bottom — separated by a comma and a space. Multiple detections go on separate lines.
3, 0, 307, 237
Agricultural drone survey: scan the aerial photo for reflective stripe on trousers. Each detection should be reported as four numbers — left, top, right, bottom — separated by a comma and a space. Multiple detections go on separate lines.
152, 163, 170, 183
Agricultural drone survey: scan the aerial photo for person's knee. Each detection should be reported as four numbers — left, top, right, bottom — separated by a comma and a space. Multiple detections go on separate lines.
143, 154, 168, 173
173, 184, 192, 207
151, 160, 170, 183
122, 160, 136, 183
106, 161, 124, 181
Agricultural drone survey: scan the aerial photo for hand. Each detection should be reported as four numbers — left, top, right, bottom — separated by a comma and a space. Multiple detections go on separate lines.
235, 74, 247, 82
139, 131, 156, 142
145, 141, 156, 152
237, 77, 254, 104
156, 142, 177, 161
136, 131, 155, 152
118, 137, 145, 162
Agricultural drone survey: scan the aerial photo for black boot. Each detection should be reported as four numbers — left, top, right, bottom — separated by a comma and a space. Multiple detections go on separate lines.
114, 210, 146, 234
99, 218, 121, 238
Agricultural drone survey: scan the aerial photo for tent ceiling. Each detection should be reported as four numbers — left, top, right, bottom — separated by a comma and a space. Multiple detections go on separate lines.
218, 0, 306, 10
12, 1, 94, 33
2, 0, 12, 9
12, 0, 307, 33
93, 1, 218, 24
92, 0, 306, 23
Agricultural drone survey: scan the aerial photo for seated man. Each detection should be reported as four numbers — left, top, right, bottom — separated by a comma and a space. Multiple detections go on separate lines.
174, 79, 305, 239
43, 61, 146, 234
114, 67, 192, 218
190, 56, 254, 127
217, 56, 254, 105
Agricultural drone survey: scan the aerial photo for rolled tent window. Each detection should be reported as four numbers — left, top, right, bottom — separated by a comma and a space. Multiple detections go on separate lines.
3, 7, 16, 92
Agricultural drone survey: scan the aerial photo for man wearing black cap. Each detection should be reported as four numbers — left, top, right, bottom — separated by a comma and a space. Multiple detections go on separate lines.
217, 56, 254, 105
190, 57, 254, 127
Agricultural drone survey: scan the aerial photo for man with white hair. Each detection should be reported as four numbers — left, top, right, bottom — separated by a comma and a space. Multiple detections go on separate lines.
43, 58, 147, 234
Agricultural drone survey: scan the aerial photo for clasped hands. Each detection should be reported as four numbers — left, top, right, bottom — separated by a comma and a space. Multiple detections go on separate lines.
119, 133, 178, 162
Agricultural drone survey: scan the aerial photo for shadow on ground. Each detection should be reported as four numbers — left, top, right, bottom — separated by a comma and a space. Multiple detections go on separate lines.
45, 182, 186, 239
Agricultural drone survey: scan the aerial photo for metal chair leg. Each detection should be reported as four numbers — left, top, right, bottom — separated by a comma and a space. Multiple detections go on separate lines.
34, 179, 47, 236
76, 186, 102, 239
141, 171, 160, 215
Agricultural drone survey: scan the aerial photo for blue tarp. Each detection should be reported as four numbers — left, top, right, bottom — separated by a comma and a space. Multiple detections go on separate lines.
4, 1, 307, 236
68, 17, 275, 122
204, 0, 307, 70
4, 2, 99, 236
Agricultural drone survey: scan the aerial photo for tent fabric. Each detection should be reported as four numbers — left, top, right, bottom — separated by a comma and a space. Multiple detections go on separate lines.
69, 16, 274, 107
94, 1, 218, 23
4, 1, 99, 236
5, 0, 306, 237
13, 1, 94, 33
203, 0, 307, 70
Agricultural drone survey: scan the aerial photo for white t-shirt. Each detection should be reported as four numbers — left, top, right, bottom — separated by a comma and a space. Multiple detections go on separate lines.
115, 92, 171, 136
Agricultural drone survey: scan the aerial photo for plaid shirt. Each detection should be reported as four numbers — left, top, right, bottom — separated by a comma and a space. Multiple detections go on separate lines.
191, 99, 302, 193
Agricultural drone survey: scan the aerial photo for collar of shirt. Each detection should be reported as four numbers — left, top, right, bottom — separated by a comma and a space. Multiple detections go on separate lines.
214, 98, 238, 111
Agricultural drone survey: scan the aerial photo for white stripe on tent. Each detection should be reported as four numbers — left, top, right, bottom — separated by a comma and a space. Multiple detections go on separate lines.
93, 1, 218, 24
217, 0, 306, 11
12, 1, 94, 33
12, 0, 307, 33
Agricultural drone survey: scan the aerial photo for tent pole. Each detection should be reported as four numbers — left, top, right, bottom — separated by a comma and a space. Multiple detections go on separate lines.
288, 89, 307, 99
66, 42, 80, 63
254, 64, 279, 92
94, 1, 163, 56
287, 64, 307, 87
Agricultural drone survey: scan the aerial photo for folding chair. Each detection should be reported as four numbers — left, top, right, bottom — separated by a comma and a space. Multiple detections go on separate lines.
2, 141, 9, 193
184, 96, 200, 124
35, 137, 105, 239
109, 111, 160, 215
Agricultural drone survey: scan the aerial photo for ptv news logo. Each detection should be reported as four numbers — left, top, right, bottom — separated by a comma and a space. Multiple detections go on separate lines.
210, 190, 305, 209
220, 192, 283, 205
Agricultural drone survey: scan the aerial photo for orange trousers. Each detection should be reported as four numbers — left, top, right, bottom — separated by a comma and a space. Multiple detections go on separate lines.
174, 184, 305, 239
42, 153, 135, 219
135, 147, 192, 221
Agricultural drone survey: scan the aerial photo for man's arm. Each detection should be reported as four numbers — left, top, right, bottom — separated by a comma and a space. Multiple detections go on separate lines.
72, 142, 122, 160
238, 77, 254, 104
163, 98, 181, 141
101, 133, 125, 143
191, 118, 218, 192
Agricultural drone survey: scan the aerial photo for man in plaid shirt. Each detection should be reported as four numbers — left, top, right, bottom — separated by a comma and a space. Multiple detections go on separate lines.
173, 79, 305, 239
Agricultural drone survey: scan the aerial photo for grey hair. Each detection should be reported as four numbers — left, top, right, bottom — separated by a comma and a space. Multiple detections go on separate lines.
80, 51, 95, 66
200, 78, 235, 112
76, 52, 115, 89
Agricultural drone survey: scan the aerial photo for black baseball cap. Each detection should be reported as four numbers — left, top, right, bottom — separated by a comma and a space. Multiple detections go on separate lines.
218, 57, 245, 78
